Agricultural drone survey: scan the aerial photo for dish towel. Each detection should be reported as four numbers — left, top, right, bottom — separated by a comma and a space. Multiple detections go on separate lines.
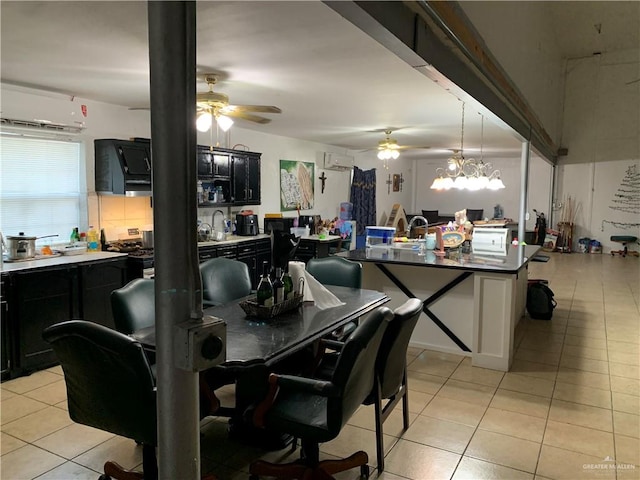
288, 261, 345, 310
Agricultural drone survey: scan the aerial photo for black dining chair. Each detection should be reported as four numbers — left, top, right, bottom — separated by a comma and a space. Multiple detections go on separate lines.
306, 256, 362, 339
199, 257, 253, 307
111, 278, 155, 334
248, 306, 393, 479
315, 298, 423, 473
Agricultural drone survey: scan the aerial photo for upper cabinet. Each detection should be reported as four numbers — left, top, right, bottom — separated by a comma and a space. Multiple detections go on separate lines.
231, 152, 261, 205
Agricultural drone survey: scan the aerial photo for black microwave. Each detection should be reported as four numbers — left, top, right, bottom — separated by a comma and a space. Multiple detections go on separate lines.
264, 217, 296, 235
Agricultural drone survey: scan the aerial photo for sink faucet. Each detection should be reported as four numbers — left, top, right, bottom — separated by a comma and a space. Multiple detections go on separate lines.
406, 215, 428, 238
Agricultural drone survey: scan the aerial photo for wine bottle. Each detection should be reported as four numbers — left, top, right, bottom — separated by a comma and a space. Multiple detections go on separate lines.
272, 267, 284, 304
256, 261, 274, 307
282, 265, 293, 300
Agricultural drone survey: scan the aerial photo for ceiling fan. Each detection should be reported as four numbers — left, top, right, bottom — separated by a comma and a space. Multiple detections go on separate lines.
196, 74, 281, 132
375, 129, 431, 160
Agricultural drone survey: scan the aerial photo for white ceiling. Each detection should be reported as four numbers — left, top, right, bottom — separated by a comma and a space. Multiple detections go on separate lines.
0, 1, 636, 162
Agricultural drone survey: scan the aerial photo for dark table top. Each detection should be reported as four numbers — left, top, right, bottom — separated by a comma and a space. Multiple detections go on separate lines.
344, 245, 541, 274
131, 285, 389, 367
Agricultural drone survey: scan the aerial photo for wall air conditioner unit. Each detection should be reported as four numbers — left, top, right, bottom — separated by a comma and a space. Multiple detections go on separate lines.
323, 152, 354, 171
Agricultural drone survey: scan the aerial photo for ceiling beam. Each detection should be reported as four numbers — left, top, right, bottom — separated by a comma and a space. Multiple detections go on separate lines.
324, 0, 558, 163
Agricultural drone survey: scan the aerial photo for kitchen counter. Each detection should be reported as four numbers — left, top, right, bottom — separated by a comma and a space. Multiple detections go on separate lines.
197, 233, 270, 247
1, 251, 128, 273
344, 245, 539, 371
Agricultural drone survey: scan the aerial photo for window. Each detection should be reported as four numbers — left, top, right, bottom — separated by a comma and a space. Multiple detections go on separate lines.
1, 135, 84, 246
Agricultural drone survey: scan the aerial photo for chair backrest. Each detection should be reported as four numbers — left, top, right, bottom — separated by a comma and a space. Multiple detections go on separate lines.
42, 320, 157, 446
306, 256, 362, 289
199, 257, 252, 305
376, 298, 423, 399
328, 306, 393, 435
110, 278, 155, 334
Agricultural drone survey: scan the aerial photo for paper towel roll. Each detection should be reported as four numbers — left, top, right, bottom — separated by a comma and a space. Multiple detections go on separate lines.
288, 261, 312, 301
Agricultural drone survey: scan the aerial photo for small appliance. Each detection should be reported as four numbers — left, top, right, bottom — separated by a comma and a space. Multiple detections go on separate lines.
298, 215, 321, 235
236, 213, 259, 236
263, 217, 296, 235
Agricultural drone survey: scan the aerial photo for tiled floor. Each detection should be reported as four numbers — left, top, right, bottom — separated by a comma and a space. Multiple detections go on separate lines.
1, 253, 639, 479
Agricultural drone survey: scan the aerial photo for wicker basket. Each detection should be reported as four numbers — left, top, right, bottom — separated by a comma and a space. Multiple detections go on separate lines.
239, 293, 304, 319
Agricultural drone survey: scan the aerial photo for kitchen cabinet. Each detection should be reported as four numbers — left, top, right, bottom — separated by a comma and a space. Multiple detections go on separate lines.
78, 258, 128, 330
2, 257, 128, 379
1, 274, 13, 381
196, 238, 270, 288
232, 152, 261, 205
12, 265, 78, 375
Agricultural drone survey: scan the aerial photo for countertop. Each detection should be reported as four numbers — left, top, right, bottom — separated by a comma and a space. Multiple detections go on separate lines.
197, 233, 270, 247
1, 251, 128, 273
344, 244, 541, 274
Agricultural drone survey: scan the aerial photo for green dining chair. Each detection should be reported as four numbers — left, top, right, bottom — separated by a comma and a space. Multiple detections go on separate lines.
199, 257, 253, 307
110, 278, 155, 334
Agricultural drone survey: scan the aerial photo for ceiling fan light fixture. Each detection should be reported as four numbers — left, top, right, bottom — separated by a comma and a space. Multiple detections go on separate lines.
216, 114, 233, 132
196, 111, 213, 132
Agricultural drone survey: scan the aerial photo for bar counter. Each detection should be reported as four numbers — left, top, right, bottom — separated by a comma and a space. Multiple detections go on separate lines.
343, 244, 541, 371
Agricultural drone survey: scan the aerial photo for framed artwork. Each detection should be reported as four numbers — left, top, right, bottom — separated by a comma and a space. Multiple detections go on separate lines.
280, 160, 315, 211
392, 174, 400, 192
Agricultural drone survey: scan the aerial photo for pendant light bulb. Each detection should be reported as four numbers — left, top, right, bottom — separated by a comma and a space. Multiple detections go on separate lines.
196, 112, 213, 132
216, 114, 234, 132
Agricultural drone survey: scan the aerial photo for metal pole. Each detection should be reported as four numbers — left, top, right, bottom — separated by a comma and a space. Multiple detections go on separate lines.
519, 140, 531, 243
148, 2, 202, 479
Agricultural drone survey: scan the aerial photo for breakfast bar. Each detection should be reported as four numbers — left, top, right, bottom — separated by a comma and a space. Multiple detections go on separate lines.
344, 244, 540, 371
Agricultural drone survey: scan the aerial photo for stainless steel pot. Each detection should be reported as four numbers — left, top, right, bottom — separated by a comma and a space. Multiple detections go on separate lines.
4, 232, 58, 260
142, 230, 154, 248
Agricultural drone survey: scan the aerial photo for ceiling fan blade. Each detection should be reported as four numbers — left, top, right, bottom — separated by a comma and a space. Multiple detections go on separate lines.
128, 107, 150, 111
225, 110, 272, 124
224, 104, 282, 114
399, 145, 431, 150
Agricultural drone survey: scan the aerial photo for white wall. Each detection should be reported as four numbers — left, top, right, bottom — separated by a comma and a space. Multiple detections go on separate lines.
1, 84, 355, 235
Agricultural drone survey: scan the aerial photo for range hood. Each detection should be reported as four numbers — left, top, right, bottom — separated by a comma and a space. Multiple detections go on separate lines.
95, 138, 152, 196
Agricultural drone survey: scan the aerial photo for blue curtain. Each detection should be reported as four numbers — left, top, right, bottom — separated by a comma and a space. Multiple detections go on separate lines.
350, 167, 376, 235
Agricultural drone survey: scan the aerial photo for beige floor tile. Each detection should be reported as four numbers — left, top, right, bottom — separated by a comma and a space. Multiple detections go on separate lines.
515, 347, 561, 366
612, 391, 640, 414
0, 444, 66, 480
556, 367, 611, 390
2, 405, 73, 443
615, 434, 640, 465
452, 456, 534, 480
566, 325, 607, 339
489, 389, 551, 419
34, 461, 102, 479
405, 390, 433, 414
553, 381, 612, 409
611, 375, 640, 396
536, 444, 615, 480
23, 379, 68, 406
33, 422, 115, 460
421, 395, 487, 427
1, 388, 17, 401
73, 436, 142, 474
1, 371, 62, 395
548, 399, 613, 432
465, 430, 540, 473
613, 411, 640, 438
479, 407, 547, 442
401, 415, 474, 454
1, 394, 49, 425
562, 344, 609, 361
1, 431, 27, 455
450, 359, 505, 387
500, 372, 555, 398
564, 334, 607, 350
610, 362, 640, 379
381, 438, 461, 480
44, 365, 64, 376
407, 354, 462, 377
406, 370, 447, 395
560, 353, 610, 374
347, 404, 417, 438
55, 400, 69, 411
437, 379, 496, 407
509, 358, 558, 382
518, 336, 564, 353
543, 420, 615, 458
321, 424, 393, 471
406, 346, 423, 358
609, 350, 640, 366
525, 320, 567, 335
608, 340, 640, 354
608, 329, 640, 344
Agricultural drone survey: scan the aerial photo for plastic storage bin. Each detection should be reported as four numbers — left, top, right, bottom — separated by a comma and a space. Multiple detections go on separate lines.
365, 226, 396, 248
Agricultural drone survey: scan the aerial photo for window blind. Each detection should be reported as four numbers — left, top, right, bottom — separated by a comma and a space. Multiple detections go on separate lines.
1, 136, 82, 245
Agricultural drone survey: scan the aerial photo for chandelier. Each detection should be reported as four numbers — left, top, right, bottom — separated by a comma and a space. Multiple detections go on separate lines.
430, 103, 505, 191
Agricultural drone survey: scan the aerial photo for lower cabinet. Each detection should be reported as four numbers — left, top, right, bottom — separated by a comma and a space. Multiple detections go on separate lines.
197, 238, 271, 289
1, 275, 13, 381
3, 257, 128, 380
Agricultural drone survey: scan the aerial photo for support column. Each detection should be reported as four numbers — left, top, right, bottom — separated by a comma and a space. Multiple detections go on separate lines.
518, 140, 531, 243
148, 2, 202, 479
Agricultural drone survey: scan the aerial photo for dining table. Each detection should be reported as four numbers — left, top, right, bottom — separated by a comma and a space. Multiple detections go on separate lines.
131, 285, 389, 447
